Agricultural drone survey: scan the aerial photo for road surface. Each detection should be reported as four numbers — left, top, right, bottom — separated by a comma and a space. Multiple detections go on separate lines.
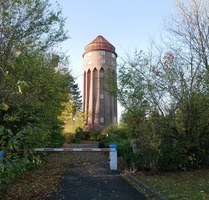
44, 142, 147, 200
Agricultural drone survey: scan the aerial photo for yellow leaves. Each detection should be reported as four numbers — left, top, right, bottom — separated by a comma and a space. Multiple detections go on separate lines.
188, 153, 197, 164
1, 142, 106, 200
18, 84, 22, 94
17, 80, 29, 94
1, 103, 9, 111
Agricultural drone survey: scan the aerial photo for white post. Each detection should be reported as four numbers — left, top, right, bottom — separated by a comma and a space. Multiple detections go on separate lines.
109, 144, 117, 170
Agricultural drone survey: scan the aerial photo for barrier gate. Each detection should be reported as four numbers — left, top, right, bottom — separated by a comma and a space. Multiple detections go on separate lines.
32, 144, 118, 170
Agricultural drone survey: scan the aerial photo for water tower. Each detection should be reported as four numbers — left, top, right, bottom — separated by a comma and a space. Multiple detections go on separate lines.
83, 35, 117, 131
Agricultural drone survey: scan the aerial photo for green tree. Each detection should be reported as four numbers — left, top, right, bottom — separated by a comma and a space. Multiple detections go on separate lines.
68, 74, 82, 114
0, 0, 69, 136
0, 0, 70, 190
117, 51, 147, 134
117, 51, 162, 172
156, 0, 209, 167
0, 0, 68, 95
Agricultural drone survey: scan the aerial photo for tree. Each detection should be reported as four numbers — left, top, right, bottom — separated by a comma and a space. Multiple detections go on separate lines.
68, 74, 82, 114
116, 51, 162, 172
165, 0, 209, 72
0, 0, 68, 95
117, 51, 150, 136
158, 0, 209, 166
116, 0, 209, 170
0, 0, 70, 190
0, 0, 69, 141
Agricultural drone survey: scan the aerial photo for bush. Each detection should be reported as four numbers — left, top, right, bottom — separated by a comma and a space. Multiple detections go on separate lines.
158, 138, 191, 171
82, 131, 90, 140
74, 127, 84, 143
98, 129, 137, 169
63, 132, 75, 144
0, 154, 41, 193
117, 139, 136, 169
89, 130, 100, 141
50, 131, 65, 147
135, 132, 161, 173
0, 124, 55, 192
101, 126, 129, 139
111, 128, 129, 139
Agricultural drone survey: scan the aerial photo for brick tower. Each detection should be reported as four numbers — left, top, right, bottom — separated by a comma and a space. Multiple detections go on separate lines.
83, 35, 118, 131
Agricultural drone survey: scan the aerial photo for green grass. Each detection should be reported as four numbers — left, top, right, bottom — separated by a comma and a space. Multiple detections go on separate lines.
138, 169, 209, 200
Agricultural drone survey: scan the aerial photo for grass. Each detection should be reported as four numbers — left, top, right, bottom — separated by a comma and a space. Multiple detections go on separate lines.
137, 168, 209, 200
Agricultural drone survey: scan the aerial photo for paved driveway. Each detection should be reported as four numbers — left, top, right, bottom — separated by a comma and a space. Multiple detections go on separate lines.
44, 142, 147, 200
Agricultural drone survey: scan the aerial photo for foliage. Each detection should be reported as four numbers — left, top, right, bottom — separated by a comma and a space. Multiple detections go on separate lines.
115, 0, 209, 172
74, 127, 84, 143
0, 53, 70, 191
68, 74, 82, 114
0, 0, 70, 192
118, 51, 149, 135
0, 125, 43, 192
49, 122, 65, 148
99, 127, 136, 169
59, 100, 85, 136
158, 138, 188, 171
59, 73, 84, 138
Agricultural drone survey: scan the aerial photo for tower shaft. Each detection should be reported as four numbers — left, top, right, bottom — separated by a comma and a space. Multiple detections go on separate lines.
83, 36, 117, 131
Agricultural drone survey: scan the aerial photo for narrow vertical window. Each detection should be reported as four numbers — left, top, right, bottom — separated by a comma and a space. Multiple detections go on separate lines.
112, 53, 116, 58
101, 59, 105, 64
100, 94, 104, 99
100, 117, 104, 123
100, 51, 105, 55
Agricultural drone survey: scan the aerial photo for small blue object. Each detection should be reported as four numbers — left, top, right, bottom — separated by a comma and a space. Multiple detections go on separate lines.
0, 151, 5, 158
109, 144, 117, 150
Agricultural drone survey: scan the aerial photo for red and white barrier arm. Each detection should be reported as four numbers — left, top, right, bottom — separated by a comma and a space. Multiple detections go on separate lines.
31, 145, 118, 170
31, 148, 116, 152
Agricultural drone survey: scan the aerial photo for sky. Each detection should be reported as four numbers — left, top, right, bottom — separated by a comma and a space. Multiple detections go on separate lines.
50, 0, 175, 116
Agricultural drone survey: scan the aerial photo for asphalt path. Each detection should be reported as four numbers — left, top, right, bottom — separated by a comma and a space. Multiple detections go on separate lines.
44, 143, 147, 200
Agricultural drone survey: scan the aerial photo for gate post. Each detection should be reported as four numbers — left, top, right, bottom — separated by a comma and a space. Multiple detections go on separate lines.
109, 144, 117, 170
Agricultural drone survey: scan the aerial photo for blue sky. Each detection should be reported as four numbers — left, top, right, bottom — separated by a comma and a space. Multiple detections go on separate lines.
51, 0, 174, 116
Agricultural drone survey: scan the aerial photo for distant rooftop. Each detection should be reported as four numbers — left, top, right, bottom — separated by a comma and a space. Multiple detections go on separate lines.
83, 35, 117, 56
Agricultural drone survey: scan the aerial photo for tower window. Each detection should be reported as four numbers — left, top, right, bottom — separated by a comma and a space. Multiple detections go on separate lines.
100, 51, 105, 55
100, 94, 104, 99
88, 52, 92, 57
87, 60, 92, 65
100, 117, 104, 123
112, 53, 116, 58
101, 59, 105, 64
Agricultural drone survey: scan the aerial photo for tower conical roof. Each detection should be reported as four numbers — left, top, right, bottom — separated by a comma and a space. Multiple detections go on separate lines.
83, 35, 117, 56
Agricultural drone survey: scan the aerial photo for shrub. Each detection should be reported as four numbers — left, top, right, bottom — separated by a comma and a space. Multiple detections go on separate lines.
158, 139, 188, 171
50, 131, 65, 147
101, 126, 129, 139
48, 122, 65, 147
63, 132, 75, 144
74, 127, 84, 143
89, 130, 100, 141
0, 125, 44, 192
135, 132, 161, 173
98, 129, 137, 169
